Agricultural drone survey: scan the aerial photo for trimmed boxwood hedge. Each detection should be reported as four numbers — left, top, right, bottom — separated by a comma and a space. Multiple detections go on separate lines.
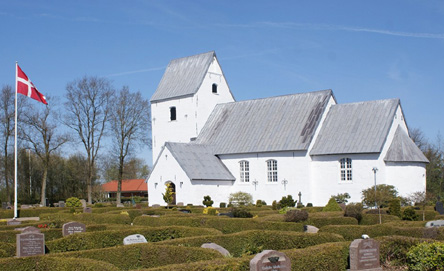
39, 213, 132, 225
0, 242, 15, 258
46, 226, 222, 252
320, 224, 444, 241
0, 256, 120, 271
0, 208, 64, 219
141, 242, 350, 271
157, 230, 345, 257
360, 214, 401, 225
49, 243, 223, 270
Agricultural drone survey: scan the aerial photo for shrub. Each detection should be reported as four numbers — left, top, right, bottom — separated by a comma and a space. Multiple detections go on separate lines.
231, 207, 253, 218
279, 195, 296, 208
306, 203, 313, 207
255, 200, 266, 207
228, 191, 253, 207
272, 200, 279, 210
378, 236, 435, 266
322, 197, 343, 212
388, 198, 401, 218
332, 192, 351, 203
407, 242, 444, 270
403, 207, 419, 221
362, 184, 398, 208
284, 209, 308, 222
202, 195, 213, 207
66, 197, 82, 208
0, 256, 120, 271
203, 207, 218, 216
219, 202, 226, 208
344, 203, 363, 223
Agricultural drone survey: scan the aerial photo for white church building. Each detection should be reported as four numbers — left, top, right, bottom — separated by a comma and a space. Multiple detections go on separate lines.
147, 51, 428, 207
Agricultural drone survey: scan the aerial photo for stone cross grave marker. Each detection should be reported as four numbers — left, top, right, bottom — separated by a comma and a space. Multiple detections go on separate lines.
123, 234, 148, 245
201, 242, 230, 256
349, 238, 382, 271
62, 221, 86, 236
16, 232, 45, 257
250, 250, 291, 271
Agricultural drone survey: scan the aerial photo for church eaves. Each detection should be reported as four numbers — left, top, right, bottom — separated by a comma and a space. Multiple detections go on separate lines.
150, 51, 215, 102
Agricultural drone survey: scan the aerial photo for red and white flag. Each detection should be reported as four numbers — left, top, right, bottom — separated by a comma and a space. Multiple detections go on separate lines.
16, 64, 47, 105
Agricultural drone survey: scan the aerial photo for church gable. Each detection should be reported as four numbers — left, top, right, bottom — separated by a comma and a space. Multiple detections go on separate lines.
384, 126, 429, 163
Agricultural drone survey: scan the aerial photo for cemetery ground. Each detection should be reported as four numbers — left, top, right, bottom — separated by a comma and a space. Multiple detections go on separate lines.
0, 203, 443, 270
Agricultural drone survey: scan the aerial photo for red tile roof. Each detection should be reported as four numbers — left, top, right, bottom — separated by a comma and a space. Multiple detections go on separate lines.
102, 179, 147, 192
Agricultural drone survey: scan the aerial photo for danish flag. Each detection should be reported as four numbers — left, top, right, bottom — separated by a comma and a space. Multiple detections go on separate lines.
16, 64, 47, 105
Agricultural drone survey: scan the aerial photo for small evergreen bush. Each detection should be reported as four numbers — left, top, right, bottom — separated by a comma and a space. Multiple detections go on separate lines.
272, 200, 279, 210
344, 203, 363, 223
388, 198, 401, 218
231, 207, 253, 218
306, 203, 313, 207
402, 207, 419, 221
279, 195, 296, 208
322, 197, 343, 212
219, 202, 226, 208
284, 209, 308, 222
66, 197, 82, 208
202, 195, 214, 207
407, 242, 444, 270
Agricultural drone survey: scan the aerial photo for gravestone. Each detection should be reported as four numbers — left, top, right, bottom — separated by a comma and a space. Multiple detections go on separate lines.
16, 232, 45, 257
425, 220, 444, 228
201, 243, 230, 256
116, 203, 124, 208
179, 209, 191, 214
152, 204, 160, 208
22, 226, 41, 233
62, 221, 86, 236
123, 234, 147, 245
176, 202, 184, 207
250, 250, 291, 271
21, 205, 30, 209
83, 207, 92, 213
59, 201, 65, 208
349, 238, 382, 271
435, 201, 444, 215
80, 199, 87, 208
218, 212, 234, 218
303, 225, 319, 233
7, 219, 21, 226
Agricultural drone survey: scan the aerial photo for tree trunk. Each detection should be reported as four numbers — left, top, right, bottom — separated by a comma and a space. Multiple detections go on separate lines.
40, 167, 48, 206
117, 158, 124, 205
4, 143, 10, 203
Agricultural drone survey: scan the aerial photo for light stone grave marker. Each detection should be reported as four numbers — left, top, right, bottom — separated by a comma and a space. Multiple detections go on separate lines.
250, 250, 291, 271
303, 225, 319, 233
62, 221, 86, 236
123, 234, 147, 245
201, 242, 230, 256
425, 220, 444, 228
349, 238, 382, 271
59, 201, 65, 208
16, 232, 45, 257
7, 219, 21, 226
80, 199, 87, 208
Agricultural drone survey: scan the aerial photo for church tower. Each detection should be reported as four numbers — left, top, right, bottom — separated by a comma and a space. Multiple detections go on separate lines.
150, 51, 235, 161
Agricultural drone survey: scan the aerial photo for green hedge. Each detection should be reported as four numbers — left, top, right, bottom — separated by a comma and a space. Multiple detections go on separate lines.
133, 215, 305, 233
0, 256, 120, 271
256, 214, 358, 227
0, 208, 65, 219
50, 243, 222, 270
360, 214, 401, 225
320, 224, 444, 241
46, 226, 222, 252
0, 242, 15, 258
142, 242, 350, 271
158, 230, 345, 257
39, 213, 132, 225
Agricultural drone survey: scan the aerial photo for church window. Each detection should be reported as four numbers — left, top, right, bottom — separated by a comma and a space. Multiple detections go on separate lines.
212, 83, 218, 94
267, 160, 278, 182
340, 158, 352, 181
170, 106, 176, 121
239, 160, 249, 182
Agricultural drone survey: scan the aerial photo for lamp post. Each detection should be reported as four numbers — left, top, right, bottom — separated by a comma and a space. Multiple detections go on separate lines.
372, 167, 381, 224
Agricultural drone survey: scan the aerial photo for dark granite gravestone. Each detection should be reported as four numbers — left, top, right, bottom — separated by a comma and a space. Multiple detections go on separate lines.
435, 201, 444, 215
16, 232, 45, 257
349, 238, 382, 271
62, 221, 86, 236
59, 201, 65, 208
250, 250, 291, 271
7, 219, 21, 226
425, 220, 444, 228
123, 234, 147, 245
179, 209, 191, 213
218, 212, 234, 218
83, 207, 92, 213
201, 243, 230, 256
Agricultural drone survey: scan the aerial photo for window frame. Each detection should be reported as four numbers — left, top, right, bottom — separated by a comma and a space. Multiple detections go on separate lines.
339, 158, 352, 182
266, 159, 278, 183
239, 160, 250, 183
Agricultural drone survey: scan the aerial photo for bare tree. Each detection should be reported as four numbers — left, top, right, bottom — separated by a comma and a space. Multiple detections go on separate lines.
109, 87, 150, 204
0, 85, 15, 203
21, 97, 69, 206
64, 76, 114, 204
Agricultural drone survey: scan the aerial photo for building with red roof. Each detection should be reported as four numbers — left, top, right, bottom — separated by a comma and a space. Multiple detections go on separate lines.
101, 179, 148, 198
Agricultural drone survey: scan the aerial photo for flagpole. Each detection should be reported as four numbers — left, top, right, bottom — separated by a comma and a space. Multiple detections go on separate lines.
14, 61, 18, 219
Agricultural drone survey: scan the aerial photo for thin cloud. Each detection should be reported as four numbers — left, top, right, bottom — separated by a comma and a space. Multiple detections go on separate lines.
105, 66, 165, 77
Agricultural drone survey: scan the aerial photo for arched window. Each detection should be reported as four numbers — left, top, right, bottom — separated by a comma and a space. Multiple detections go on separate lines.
170, 106, 176, 121
239, 160, 249, 182
212, 83, 218, 94
267, 160, 278, 182
340, 158, 352, 181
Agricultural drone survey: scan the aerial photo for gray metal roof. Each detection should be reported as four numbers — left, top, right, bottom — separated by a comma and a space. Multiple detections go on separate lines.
195, 90, 333, 154
310, 99, 399, 155
166, 142, 235, 181
384, 126, 429, 163
151, 51, 215, 102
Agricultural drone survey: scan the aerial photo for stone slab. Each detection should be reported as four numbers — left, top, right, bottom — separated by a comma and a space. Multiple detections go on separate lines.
62, 221, 86, 236
303, 225, 319, 233
22, 226, 41, 233
425, 220, 444, 228
123, 234, 147, 245
16, 232, 45, 257
7, 219, 21, 226
250, 250, 291, 271
58, 201, 65, 208
80, 199, 87, 208
201, 242, 230, 256
349, 238, 382, 271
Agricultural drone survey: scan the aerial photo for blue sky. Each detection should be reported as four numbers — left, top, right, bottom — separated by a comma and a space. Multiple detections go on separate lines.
1, 1, 443, 166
